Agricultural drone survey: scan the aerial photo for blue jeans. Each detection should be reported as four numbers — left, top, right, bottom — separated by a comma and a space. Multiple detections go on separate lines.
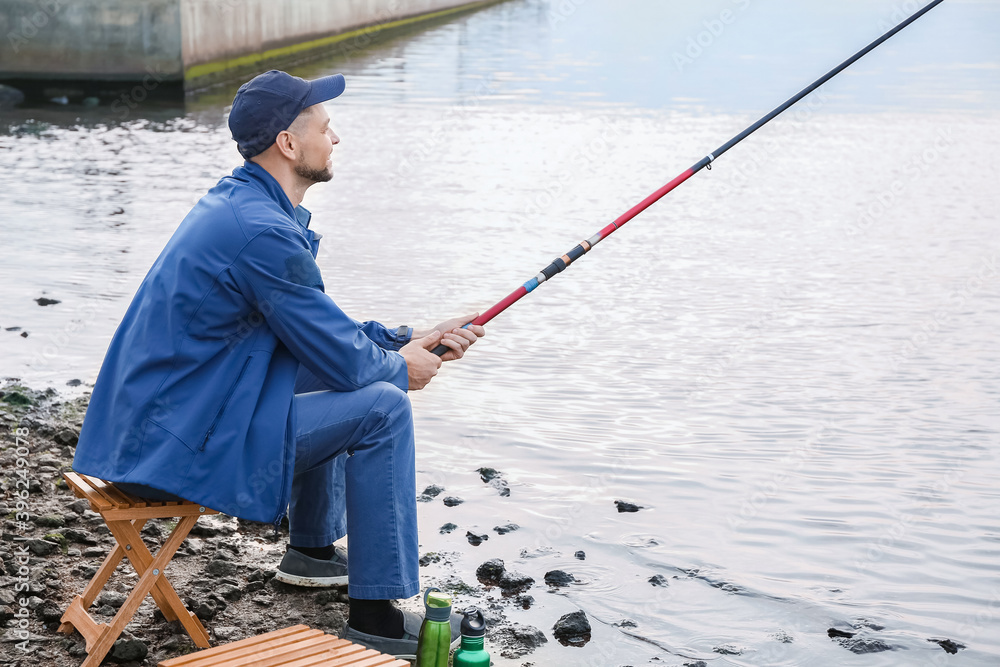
290, 365, 419, 600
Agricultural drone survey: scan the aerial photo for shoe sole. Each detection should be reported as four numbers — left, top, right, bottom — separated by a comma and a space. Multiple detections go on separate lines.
273, 570, 348, 587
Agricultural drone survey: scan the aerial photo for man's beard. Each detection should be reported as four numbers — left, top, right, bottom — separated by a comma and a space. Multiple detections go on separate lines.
295, 157, 333, 183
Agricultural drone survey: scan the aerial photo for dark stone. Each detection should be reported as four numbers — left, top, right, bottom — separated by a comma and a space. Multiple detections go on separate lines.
714, 644, 743, 655
836, 637, 895, 654
205, 558, 237, 577
35, 601, 63, 622
442, 496, 464, 507
54, 428, 79, 447
0, 84, 25, 109
648, 574, 669, 587
98, 591, 127, 609
493, 523, 519, 535
614, 500, 643, 513
216, 583, 242, 601
247, 568, 276, 583
489, 478, 510, 496
928, 638, 965, 654
243, 581, 266, 594
67, 499, 89, 514
63, 528, 99, 545
419, 553, 442, 567
827, 628, 855, 639
517, 594, 534, 609
20, 332, 28, 338
476, 558, 505, 584
544, 570, 575, 587
684, 662, 708, 667
35, 297, 61, 306
574, 550, 586, 560
111, 637, 148, 662
466, 531, 489, 546
478, 467, 501, 482
26, 538, 59, 556
552, 610, 591, 646
418, 484, 445, 502
66, 379, 83, 387
439, 523, 458, 534
498, 571, 534, 594
33, 514, 65, 528
614, 619, 637, 628
502, 623, 547, 656
186, 596, 219, 621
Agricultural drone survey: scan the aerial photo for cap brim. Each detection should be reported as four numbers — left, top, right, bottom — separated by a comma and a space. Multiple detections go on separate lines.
302, 73, 346, 107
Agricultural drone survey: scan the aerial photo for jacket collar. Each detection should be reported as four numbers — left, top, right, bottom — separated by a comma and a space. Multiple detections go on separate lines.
236, 161, 313, 230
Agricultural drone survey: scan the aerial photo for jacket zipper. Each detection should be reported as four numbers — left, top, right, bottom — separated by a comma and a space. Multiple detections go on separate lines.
201, 357, 251, 451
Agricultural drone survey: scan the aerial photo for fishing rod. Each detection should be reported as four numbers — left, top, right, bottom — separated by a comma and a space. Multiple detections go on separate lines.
432, 0, 944, 356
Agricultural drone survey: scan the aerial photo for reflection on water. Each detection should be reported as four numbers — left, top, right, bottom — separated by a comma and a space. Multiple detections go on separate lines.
2, 0, 998, 664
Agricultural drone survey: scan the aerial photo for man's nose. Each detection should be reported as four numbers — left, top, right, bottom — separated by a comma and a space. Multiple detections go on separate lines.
329, 130, 340, 145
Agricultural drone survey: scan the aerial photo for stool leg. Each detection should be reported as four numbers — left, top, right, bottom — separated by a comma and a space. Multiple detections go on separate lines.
107, 515, 212, 648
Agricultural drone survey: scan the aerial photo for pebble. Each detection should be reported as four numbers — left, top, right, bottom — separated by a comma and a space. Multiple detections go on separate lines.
205, 558, 237, 577
499, 623, 547, 657
489, 478, 511, 497
466, 531, 489, 546
714, 644, 743, 655
543, 570, 575, 587
836, 637, 895, 654
98, 591, 127, 609
442, 496, 464, 507
476, 558, 505, 584
419, 553, 442, 566
493, 522, 519, 535
552, 610, 591, 646
214, 626, 242, 642
498, 571, 534, 594
111, 637, 148, 662
929, 638, 965, 654
35, 297, 61, 306
439, 522, 458, 534
26, 538, 59, 556
478, 467, 501, 482
648, 574, 669, 587
614, 500, 643, 513
574, 550, 586, 560
418, 484, 445, 502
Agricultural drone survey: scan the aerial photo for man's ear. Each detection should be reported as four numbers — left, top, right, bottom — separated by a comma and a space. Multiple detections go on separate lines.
273, 129, 298, 161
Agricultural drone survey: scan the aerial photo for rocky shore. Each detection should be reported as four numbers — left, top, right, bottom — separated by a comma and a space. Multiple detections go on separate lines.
0, 381, 574, 666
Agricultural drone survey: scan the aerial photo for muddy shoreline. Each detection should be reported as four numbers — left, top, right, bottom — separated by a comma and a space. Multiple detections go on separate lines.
0, 380, 568, 667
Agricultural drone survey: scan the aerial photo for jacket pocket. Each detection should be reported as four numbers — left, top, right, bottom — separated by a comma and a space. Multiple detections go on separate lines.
201, 356, 252, 451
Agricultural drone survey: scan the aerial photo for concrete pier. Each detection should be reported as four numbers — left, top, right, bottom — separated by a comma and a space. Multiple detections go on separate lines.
0, 0, 501, 94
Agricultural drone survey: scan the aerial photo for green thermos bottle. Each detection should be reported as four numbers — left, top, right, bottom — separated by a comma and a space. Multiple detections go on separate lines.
416, 587, 453, 667
453, 607, 490, 667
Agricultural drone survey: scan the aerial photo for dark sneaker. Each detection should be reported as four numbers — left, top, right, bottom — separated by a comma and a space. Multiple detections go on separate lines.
342, 608, 461, 660
274, 545, 348, 587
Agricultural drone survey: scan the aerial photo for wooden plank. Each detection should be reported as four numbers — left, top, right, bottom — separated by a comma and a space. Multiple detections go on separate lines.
158, 626, 319, 666
105, 504, 219, 520
59, 597, 107, 652
81, 475, 128, 509
63, 472, 112, 511
182, 635, 343, 667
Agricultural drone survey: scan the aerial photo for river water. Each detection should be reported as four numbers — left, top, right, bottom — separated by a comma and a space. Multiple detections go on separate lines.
2, 0, 999, 664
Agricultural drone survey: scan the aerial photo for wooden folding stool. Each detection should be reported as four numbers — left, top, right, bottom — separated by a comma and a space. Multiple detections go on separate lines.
58, 471, 220, 667
157, 624, 410, 667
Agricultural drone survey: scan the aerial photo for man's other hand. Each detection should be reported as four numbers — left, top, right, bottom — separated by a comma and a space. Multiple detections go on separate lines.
423, 313, 486, 362
400, 331, 444, 390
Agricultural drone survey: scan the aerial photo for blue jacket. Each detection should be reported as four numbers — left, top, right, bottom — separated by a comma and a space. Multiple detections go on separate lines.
73, 161, 410, 523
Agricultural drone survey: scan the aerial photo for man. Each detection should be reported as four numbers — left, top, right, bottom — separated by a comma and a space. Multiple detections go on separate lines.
73, 70, 485, 657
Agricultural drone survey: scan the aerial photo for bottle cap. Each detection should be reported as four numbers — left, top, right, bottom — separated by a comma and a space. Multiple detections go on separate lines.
460, 606, 486, 637
423, 587, 452, 622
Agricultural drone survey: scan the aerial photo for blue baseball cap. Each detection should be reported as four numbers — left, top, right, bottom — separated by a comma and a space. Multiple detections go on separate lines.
228, 70, 346, 159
